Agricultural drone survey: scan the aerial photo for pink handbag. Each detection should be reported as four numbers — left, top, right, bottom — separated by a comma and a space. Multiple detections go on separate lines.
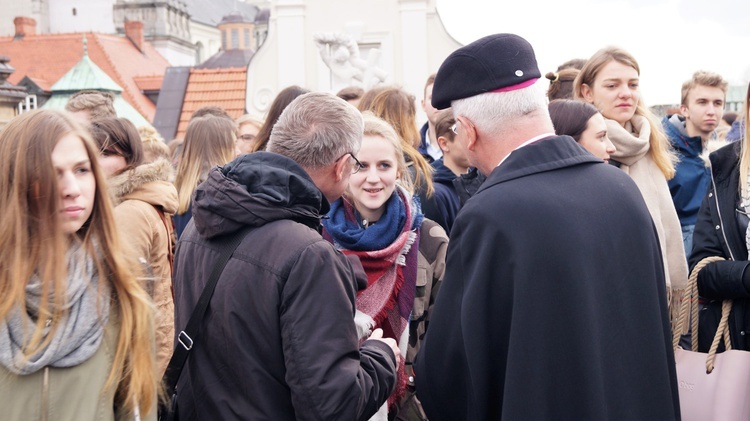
673, 256, 750, 420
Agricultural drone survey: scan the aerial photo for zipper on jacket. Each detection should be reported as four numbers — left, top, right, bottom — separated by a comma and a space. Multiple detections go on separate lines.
41, 366, 49, 421
711, 173, 736, 261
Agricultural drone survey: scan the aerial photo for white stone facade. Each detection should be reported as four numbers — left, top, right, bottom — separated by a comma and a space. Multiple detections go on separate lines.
245, 0, 461, 119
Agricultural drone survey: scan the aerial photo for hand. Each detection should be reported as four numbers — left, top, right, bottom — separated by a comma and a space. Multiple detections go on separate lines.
368, 328, 401, 361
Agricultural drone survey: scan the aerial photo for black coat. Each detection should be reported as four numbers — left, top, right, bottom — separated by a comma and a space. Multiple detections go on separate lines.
414, 136, 680, 420
172, 152, 397, 420
689, 141, 750, 351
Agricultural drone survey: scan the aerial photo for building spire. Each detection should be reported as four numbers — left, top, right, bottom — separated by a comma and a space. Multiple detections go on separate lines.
82, 33, 88, 56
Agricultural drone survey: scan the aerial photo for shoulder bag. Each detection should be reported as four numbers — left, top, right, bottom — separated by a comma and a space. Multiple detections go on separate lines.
158, 227, 251, 421
672, 255, 750, 420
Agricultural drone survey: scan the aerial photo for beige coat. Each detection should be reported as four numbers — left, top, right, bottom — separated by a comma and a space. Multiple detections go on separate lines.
109, 158, 178, 375
0, 310, 156, 421
606, 116, 689, 293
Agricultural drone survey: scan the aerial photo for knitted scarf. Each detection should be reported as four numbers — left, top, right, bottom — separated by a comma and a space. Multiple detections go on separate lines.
323, 186, 423, 341
607, 115, 689, 321
323, 186, 423, 414
0, 242, 109, 375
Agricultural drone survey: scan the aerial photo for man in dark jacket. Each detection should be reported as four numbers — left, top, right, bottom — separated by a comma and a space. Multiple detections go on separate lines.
414, 33, 680, 420
664, 70, 727, 257
172, 92, 399, 420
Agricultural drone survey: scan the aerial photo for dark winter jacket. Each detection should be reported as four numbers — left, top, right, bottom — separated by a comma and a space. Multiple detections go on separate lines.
689, 141, 750, 352
415, 135, 680, 420
663, 114, 711, 226
172, 152, 397, 421
421, 159, 460, 235
452, 167, 486, 207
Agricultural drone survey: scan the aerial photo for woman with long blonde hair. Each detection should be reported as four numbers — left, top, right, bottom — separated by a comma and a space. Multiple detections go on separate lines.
359, 86, 435, 197
173, 114, 237, 237
0, 109, 159, 419
322, 114, 447, 418
574, 47, 687, 309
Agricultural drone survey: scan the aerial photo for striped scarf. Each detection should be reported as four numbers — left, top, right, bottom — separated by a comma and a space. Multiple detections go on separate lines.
323, 186, 423, 347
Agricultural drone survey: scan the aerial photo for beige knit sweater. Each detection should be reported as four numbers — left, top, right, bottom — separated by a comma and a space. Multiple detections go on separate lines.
606, 115, 688, 293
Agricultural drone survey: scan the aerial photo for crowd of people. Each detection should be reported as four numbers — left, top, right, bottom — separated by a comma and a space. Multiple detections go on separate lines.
0, 31, 748, 420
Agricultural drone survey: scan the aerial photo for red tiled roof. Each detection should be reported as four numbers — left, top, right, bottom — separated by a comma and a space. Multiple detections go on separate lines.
0, 32, 169, 121
176, 67, 247, 137
133, 75, 164, 92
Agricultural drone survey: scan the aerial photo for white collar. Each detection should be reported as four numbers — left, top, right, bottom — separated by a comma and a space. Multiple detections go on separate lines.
496, 132, 556, 167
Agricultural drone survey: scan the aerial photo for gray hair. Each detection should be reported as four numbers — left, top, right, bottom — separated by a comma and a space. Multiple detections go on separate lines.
267, 92, 364, 170
452, 83, 548, 134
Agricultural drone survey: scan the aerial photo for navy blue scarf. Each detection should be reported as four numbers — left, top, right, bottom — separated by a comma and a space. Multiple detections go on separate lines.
323, 189, 411, 252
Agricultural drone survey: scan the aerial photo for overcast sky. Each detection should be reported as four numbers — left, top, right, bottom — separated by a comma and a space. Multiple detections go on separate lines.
436, 0, 750, 105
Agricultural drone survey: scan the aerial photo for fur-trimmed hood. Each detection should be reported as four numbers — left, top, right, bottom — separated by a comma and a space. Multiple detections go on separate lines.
107, 158, 178, 215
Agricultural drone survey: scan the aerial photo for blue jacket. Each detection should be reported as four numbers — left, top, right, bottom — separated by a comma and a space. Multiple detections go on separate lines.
421, 159, 461, 235
663, 114, 711, 226
418, 122, 442, 163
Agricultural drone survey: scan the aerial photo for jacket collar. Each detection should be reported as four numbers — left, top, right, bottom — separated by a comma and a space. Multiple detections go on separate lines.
475, 135, 601, 195
193, 152, 327, 239
664, 114, 704, 155
709, 141, 741, 184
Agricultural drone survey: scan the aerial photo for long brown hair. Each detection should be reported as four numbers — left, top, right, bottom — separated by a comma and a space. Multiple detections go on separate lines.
0, 110, 158, 415
89, 117, 144, 173
359, 87, 434, 196
574, 47, 676, 179
739, 82, 750, 199
174, 114, 237, 214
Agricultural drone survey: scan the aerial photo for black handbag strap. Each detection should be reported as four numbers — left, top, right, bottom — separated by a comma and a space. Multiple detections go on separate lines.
162, 226, 251, 396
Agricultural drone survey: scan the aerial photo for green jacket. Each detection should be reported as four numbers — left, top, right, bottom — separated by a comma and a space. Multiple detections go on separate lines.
0, 309, 156, 421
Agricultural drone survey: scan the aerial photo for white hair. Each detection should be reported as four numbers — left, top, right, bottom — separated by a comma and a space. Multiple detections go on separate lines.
451, 83, 548, 134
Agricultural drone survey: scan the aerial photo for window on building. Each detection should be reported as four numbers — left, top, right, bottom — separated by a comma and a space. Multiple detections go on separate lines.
231, 29, 239, 49
72, 8, 77, 16
222, 31, 227, 50
244, 29, 250, 49
18, 95, 37, 114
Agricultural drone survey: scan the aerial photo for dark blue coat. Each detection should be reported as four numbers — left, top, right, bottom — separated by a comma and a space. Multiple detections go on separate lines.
663, 114, 711, 226
420, 158, 461, 235
415, 135, 680, 420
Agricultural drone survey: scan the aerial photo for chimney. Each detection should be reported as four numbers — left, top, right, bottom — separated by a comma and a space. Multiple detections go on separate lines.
124, 20, 144, 53
13, 16, 36, 39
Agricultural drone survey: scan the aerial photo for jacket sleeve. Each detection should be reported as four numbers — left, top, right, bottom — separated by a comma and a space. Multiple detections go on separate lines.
280, 241, 397, 421
113, 201, 174, 375
690, 187, 750, 299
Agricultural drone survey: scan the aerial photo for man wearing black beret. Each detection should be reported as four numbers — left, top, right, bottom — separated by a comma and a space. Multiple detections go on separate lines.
414, 33, 680, 420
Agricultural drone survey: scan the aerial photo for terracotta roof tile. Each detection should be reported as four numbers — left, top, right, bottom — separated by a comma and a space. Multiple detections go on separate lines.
175, 67, 247, 137
133, 75, 164, 91
0, 32, 169, 121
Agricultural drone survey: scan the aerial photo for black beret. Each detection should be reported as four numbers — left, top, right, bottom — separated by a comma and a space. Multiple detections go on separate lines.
431, 33, 541, 110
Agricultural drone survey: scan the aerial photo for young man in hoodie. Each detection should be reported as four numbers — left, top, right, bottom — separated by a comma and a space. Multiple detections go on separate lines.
663, 71, 727, 256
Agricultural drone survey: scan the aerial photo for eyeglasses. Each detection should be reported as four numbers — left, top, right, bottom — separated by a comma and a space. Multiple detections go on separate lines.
450, 123, 458, 135
341, 152, 363, 174
237, 134, 256, 143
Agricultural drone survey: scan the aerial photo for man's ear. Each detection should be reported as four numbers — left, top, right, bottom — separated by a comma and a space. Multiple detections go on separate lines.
334, 155, 349, 182
437, 135, 450, 153
679, 104, 689, 119
461, 118, 479, 151
580, 83, 594, 103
